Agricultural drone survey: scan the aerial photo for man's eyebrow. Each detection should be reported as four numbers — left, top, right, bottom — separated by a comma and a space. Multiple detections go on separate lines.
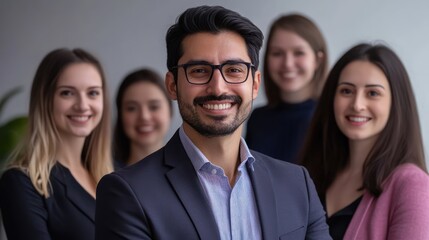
184, 58, 249, 65
184, 60, 210, 65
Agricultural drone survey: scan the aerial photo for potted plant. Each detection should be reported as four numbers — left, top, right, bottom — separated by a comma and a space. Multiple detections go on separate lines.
0, 87, 28, 171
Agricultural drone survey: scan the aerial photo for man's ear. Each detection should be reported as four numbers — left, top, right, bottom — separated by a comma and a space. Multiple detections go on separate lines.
165, 72, 178, 100
252, 70, 261, 100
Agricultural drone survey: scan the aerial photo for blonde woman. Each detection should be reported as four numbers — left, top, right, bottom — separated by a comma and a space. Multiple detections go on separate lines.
0, 48, 113, 240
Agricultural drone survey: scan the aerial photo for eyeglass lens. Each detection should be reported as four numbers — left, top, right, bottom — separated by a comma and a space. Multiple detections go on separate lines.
186, 63, 249, 84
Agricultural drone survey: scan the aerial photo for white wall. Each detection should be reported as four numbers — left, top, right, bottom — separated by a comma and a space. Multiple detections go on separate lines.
1, 0, 429, 162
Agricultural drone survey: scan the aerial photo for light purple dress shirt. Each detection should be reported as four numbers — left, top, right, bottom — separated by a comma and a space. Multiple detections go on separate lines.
179, 127, 262, 240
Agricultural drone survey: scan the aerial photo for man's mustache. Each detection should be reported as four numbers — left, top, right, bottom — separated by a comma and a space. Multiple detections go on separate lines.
193, 95, 242, 105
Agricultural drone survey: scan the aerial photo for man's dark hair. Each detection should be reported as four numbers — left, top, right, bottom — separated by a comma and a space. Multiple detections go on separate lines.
166, 5, 263, 78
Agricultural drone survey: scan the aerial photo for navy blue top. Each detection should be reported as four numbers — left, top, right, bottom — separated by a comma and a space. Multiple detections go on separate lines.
245, 99, 317, 163
95, 131, 332, 240
0, 164, 96, 240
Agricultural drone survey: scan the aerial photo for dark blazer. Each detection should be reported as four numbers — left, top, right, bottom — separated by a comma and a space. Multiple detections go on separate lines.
95, 131, 331, 240
0, 164, 96, 240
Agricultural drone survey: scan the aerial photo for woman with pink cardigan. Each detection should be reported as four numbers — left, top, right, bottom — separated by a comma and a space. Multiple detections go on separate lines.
300, 43, 429, 239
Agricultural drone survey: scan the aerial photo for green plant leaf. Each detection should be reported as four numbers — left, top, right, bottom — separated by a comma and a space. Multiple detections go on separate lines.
0, 116, 28, 167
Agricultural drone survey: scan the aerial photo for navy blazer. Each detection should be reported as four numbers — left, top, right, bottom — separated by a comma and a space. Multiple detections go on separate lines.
95, 131, 331, 240
0, 164, 96, 240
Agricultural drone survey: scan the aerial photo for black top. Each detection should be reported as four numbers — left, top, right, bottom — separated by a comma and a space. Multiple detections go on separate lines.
322, 196, 363, 240
245, 99, 316, 163
114, 159, 127, 170
0, 163, 96, 240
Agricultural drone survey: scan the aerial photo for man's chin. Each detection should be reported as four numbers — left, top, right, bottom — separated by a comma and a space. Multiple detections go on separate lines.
191, 124, 238, 138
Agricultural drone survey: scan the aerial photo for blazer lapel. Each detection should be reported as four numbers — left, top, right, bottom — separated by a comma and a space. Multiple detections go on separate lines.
52, 164, 95, 223
164, 132, 220, 240
249, 159, 278, 240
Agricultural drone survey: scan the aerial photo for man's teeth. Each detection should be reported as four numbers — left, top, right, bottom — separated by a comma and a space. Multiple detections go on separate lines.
203, 103, 232, 110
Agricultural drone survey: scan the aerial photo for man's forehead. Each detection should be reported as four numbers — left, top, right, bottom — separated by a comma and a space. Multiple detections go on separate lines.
179, 31, 250, 64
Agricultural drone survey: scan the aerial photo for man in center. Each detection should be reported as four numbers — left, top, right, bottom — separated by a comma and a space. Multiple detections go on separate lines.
95, 5, 331, 240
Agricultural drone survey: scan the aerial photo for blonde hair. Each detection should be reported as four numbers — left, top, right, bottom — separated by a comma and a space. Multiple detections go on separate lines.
8, 48, 113, 197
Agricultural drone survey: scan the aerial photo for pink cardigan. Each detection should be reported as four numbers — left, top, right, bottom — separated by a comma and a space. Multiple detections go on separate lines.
344, 163, 429, 240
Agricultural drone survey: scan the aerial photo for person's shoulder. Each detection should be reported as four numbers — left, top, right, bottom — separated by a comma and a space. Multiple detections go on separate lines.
251, 150, 305, 175
110, 148, 166, 182
0, 167, 30, 186
385, 163, 429, 191
251, 150, 296, 165
0, 167, 38, 205
251, 150, 315, 196
390, 163, 428, 181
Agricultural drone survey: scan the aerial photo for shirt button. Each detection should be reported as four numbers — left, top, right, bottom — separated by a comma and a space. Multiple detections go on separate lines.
211, 169, 217, 175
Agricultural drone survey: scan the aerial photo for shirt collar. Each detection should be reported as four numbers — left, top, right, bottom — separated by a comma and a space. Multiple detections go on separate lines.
178, 126, 255, 172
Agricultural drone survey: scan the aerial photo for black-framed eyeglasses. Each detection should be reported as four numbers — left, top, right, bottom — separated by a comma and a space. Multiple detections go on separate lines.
171, 61, 255, 85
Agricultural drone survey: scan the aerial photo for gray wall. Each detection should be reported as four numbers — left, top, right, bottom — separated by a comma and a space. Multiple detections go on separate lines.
1, 0, 429, 162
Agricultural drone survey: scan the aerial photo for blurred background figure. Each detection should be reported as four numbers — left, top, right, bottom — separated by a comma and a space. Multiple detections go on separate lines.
246, 13, 328, 163
113, 68, 172, 168
0, 48, 113, 240
300, 43, 429, 239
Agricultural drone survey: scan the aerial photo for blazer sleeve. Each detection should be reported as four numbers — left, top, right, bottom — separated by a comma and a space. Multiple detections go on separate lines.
95, 173, 151, 240
388, 168, 429, 239
0, 169, 52, 240
302, 167, 332, 240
